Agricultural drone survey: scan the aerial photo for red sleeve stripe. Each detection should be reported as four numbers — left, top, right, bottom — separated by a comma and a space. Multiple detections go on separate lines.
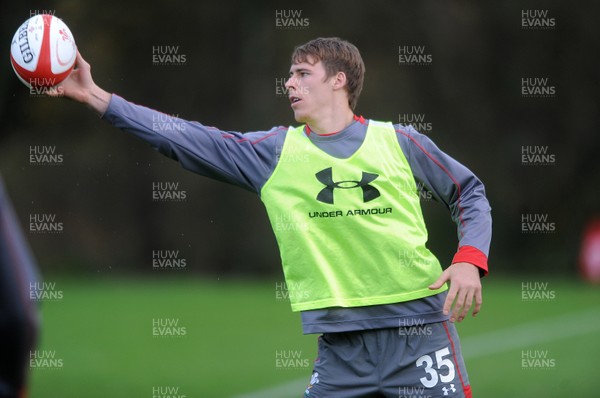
222, 126, 286, 145
442, 321, 472, 398
395, 128, 466, 236
452, 245, 488, 274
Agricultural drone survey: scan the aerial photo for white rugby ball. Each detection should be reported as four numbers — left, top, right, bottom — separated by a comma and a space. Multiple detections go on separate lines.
10, 14, 77, 88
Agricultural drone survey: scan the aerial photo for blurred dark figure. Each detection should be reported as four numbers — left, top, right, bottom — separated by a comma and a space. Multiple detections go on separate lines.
0, 175, 41, 398
580, 218, 600, 284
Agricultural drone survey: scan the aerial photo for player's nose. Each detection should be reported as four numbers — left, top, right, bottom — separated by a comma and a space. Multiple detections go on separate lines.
285, 77, 295, 89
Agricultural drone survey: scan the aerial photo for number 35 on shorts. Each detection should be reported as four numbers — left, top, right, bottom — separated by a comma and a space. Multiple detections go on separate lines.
416, 347, 456, 388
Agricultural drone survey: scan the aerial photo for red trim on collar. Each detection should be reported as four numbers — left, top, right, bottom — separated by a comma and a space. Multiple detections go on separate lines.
306, 115, 365, 136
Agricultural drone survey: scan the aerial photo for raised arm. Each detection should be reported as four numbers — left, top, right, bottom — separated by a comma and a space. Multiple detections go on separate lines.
54, 52, 284, 192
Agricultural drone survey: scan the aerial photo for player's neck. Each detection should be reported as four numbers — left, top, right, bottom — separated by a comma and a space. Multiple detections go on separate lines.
306, 107, 355, 136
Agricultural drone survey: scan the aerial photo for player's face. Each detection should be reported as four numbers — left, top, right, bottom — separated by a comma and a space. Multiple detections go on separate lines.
286, 58, 334, 124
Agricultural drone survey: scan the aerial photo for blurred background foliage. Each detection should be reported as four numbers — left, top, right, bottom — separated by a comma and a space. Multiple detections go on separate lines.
1, 0, 598, 277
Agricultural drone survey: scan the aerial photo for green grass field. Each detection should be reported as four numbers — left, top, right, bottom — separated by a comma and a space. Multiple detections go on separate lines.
29, 276, 600, 397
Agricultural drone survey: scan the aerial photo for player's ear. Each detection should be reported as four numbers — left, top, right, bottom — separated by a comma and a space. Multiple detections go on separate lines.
332, 71, 347, 90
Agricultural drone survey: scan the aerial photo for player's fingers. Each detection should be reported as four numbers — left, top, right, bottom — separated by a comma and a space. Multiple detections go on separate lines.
472, 287, 483, 317
450, 288, 467, 322
75, 51, 88, 68
443, 283, 458, 316
72, 51, 91, 75
457, 289, 473, 322
429, 269, 449, 290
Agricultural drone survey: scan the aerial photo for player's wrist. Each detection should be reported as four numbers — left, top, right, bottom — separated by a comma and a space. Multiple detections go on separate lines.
85, 85, 111, 117
451, 245, 488, 276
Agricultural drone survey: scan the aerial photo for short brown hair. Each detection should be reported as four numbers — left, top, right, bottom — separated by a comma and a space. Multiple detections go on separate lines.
291, 37, 365, 110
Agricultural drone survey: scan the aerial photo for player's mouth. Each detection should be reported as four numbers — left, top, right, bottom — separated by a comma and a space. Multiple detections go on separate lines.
289, 96, 302, 106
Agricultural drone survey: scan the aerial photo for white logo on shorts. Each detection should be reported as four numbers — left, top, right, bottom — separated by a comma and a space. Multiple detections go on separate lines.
442, 384, 456, 395
304, 372, 320, 396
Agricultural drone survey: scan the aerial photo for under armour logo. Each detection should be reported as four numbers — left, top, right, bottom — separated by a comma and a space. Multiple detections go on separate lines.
442, 384, 456, 396
315, 167, 380, 204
